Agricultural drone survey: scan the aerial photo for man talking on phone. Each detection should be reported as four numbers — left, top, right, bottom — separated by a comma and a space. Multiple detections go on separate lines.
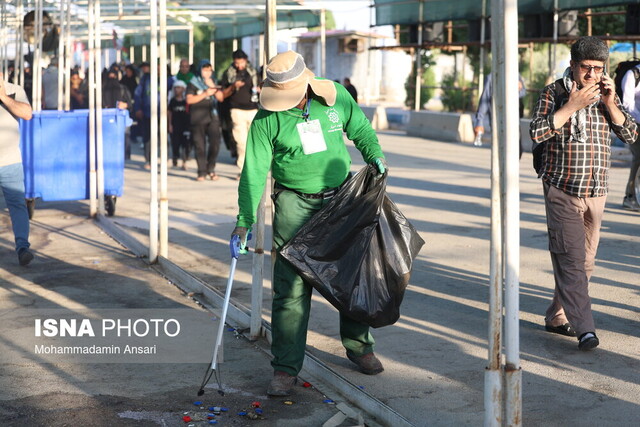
530, 37, 637, 351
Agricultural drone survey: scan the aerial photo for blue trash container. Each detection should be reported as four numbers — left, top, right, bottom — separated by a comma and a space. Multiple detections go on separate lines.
19, 108, 130, 216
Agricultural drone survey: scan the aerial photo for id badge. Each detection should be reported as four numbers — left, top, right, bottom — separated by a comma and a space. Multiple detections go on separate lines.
296, 119, 327, 155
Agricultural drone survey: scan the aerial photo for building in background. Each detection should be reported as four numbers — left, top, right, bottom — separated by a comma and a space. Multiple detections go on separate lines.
296, 29, 411, 106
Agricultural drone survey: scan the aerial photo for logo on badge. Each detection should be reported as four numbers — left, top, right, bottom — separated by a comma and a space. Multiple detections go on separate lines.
326, 108, 340, 124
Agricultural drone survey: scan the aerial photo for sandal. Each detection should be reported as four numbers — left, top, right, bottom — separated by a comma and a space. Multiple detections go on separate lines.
208, 173, 219, 181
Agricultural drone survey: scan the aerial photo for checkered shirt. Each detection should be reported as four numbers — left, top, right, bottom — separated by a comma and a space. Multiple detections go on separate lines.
530, 82, 638, 198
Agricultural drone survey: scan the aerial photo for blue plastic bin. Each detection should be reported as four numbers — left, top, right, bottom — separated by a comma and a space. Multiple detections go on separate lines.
20, 109, 130, 204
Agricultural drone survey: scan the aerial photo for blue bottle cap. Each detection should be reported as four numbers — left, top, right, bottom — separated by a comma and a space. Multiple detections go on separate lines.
194, 401, 202, 405
220, 407, 228, 412
238, 411, 247, 416
323, 399, 335, 404
255, 408, 263, 414
209, 421, 218, 425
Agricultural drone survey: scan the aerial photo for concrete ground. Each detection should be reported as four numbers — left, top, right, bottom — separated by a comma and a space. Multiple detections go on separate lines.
0, 188, 361, 426
1, 130, 639, 426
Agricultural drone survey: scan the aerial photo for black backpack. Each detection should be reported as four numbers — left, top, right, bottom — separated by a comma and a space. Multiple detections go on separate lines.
532, 80, 567, 176
614, 59, 640, 101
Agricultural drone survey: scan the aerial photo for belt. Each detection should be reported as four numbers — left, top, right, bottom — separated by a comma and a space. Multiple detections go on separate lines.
274, 173, 352, 200
275, 183, 341, 200
298, 187, 339, 199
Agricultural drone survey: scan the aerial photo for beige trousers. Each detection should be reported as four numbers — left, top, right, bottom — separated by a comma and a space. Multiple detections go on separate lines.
230, 108, 258, 171
543, 182, 606, 336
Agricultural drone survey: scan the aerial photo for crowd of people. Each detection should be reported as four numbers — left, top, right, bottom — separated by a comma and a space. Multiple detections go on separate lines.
5, 50, 362, 183
6, 50, 280, 181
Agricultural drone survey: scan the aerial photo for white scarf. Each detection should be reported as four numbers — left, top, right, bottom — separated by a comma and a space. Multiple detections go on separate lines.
561, 67, 599, 143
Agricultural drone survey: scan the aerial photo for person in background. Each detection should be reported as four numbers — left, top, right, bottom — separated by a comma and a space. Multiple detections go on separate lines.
218, 95, 237, 160
343, 77, 358, 101
175, 58, 194, 85
0, 73, 34, 265
7, 62, 16, 84
120, 64, 138, 99
41, 57, 59, 110
529, 36, 637, 351
70, 71, 87, 109
619, 62, 640, 211
133, 61, 174, 169
186, 60, 224, 181
103, 65, 132, 113
120, 64, 138, 160
230, 51, 387, 396
220, 50, 259, 179
168, 80, 191, 170
23, 62, 33, 104
473, 72, 527, 157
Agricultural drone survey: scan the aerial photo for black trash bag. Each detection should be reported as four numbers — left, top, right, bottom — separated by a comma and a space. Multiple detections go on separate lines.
280, 165, 425, 328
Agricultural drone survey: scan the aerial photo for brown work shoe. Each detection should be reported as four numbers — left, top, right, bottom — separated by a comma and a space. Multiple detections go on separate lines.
347, 352, 384, 375
267, 371, 297, 396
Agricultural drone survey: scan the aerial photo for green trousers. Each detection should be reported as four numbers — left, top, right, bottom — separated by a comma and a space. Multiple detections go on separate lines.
271, 189, 375, 376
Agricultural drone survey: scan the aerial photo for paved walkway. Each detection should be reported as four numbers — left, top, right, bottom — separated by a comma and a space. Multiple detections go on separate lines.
0, 170, 363, 426
2, 130, 639, 426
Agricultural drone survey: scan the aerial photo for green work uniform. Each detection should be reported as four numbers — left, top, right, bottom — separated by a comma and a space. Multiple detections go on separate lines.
236, 80, 384, 376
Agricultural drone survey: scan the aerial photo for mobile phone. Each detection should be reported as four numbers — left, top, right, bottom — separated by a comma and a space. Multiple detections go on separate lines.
600, 68, 611, 95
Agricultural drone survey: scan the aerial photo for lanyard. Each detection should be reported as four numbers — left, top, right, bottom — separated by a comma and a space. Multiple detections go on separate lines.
302, 97, 312, 122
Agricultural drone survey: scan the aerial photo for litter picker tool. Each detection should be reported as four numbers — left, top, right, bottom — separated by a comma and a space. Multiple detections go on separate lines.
197, 232, 251, 396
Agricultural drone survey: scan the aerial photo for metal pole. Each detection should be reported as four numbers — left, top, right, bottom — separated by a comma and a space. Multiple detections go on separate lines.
485, 0, 505, 422
258, 34, 264, 69
1, 2, 6, 78
142, 44, 147, 62
88, 0, 97, 216
17, 1, 25, 87
130, 45, 135, 64
3, 4, 8, 77
57, 0, 65, 110
96, 0, 105, 215
209, 41, 215, 68
250, 191, 266, 340
33, 0, 43, 111
65, 0, 72, 110
414, 0, 423, 111
320, 9, 326, 77
485, 92, 503, 427
249, 0, 278, 340
170, 43, 176, 73
478, 0, 486, 99
498, 0, 522, 424
551, 0, 558, 78
188, 25, 194, 65
149, 0, 159, 263
159, 0, 169, 259
367, 0, 375, 105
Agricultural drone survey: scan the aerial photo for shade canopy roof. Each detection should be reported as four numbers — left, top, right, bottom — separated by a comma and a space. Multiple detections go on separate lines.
1, 0, 321, 45
373, 0, 640, 25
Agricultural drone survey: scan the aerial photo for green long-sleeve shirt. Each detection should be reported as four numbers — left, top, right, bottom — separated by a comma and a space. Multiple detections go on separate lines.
236, 80, 384, 228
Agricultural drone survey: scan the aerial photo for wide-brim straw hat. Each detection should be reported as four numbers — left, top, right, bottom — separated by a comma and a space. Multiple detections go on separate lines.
260, 51, 336, 112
